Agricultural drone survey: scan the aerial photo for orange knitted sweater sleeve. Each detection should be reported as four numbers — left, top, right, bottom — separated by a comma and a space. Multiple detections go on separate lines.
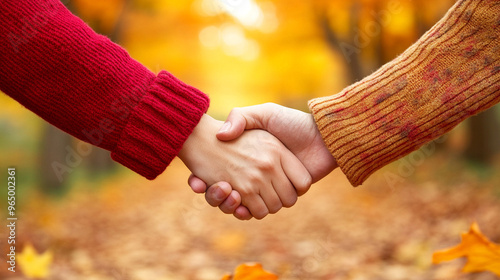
308, 0, 500, 186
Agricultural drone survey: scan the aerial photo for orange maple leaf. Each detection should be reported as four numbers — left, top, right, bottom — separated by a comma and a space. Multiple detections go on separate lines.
432, 222, 500, 276
221, 263, 278, 280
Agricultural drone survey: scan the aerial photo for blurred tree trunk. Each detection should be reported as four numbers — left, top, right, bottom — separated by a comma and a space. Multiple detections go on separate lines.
38, 1, 130, 192
63, 1, 127, 175
317, 1, 390, 84
464, 107, 500, 164
39, 124, 72, 193
65, 0, 130, 174
318, 2, 365, 84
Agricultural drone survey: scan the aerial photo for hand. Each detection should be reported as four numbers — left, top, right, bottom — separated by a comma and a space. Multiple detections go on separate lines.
189, 103, 338, 219
179, 114, 312, 219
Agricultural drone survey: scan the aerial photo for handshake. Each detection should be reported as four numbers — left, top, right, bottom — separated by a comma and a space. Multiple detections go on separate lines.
178, 103, 338, 220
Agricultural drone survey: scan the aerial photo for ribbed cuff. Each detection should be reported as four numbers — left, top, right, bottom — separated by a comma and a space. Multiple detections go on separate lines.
309, 93, 385, 187
111, 71, 209, 180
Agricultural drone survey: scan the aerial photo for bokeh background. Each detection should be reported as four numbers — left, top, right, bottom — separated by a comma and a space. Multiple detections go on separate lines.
1, 0, 500, 279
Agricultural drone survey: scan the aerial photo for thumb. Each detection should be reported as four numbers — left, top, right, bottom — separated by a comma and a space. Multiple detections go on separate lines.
216, 108, 251, 141
217, 104, 277, 141
188, 174, 208, 194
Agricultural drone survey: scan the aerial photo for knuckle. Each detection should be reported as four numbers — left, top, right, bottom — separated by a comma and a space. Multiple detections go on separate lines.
219, 199, 238, 214
205, 194, 219, 207
219, 205, 233, 214
234, 213, 244, 220
263, 102, 277, 109
283, 195, 298, 208
269, 202, 283, 214
254, 211, 268, 220
230, 107, 242, 116
245, 171, 266, 187
304, 176, 313, 189
238, 184, 257, 196
295, 175, 313, 196
256, 157, 275, 171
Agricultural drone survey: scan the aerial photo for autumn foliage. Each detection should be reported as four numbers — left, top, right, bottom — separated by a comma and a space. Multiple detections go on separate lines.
433, 223, 500, 277
221, 263, 278, 280
17, 244, 53, 279
1, 0, 499, 279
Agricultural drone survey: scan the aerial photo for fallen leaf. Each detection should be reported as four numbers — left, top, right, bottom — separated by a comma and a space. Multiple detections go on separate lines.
432, 222, 500, 276
221, 263, 278, 280
18, 243, 53, 279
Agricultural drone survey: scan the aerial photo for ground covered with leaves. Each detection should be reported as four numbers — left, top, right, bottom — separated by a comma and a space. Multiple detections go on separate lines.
2, 154, 500, 280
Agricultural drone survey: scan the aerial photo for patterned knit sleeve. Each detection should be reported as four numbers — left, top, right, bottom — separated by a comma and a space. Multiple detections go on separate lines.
308, 0, 500, 186
0, 0, 209, 180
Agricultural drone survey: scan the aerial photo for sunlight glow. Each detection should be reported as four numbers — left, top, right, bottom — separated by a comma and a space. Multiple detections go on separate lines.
196, 0, 277, 60
218, 0, 264, 27
199, 26, 221, 49
199, 24, 260, 60
196, 0, 278, 32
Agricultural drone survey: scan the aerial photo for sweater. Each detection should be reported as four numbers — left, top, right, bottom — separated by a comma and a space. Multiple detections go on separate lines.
0, 0, 210, 180
309, 0, 500, 186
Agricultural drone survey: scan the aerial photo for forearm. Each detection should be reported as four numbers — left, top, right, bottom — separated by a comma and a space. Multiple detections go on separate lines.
0, 0, 209, 179
309, 0, 500, 186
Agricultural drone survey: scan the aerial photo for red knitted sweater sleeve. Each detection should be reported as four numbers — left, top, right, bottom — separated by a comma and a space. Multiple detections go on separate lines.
0, 0, 210, 179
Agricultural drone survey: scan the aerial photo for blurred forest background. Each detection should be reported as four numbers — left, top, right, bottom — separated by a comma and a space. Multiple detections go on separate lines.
1, 0, 499, 279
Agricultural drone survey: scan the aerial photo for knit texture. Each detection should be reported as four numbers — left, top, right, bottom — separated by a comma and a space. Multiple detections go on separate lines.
309, 0, 500, 186
0, 0, 209, 179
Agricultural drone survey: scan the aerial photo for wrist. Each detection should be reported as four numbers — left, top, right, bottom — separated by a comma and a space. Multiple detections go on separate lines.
178, 114, 220, 165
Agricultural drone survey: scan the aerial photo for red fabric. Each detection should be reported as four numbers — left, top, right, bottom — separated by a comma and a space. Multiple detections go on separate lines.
0, 0, 210, 179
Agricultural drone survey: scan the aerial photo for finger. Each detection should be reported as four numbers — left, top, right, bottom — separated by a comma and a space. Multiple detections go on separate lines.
188, 174, 208, 194
217, 104, 277, 141
216, 109, 247, 141
270, 166, 297, 209
241, 191, 269, 220
205, 182, 232, 207
233, 205, 253, 220
218, 190, 242, 214
281, 150, 312, 197
259, 179, 284, 214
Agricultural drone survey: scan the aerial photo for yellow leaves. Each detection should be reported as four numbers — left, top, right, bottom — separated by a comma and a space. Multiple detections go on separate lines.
222, 263, 278, 280
433, 223, 500, 277
18, 243, 53, 279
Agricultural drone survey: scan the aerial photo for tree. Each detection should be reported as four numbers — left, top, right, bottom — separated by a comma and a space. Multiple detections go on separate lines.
465, 109, 500, 164
38, 0, 130, 193
313, 0, 500, 163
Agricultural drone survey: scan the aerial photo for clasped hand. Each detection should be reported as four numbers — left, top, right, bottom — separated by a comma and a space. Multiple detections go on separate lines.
179, 103, 338, 220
